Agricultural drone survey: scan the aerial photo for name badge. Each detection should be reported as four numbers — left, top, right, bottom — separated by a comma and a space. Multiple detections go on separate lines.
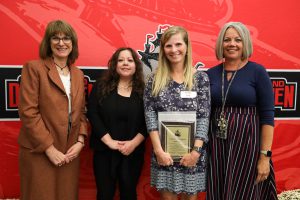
180, 91, 197, 98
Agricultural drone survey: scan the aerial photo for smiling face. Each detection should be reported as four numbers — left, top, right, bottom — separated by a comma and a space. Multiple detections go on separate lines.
163, 33, 187, 66
116, 50, 136, 79
223, 27, 243, 61
50, 32, 72, 61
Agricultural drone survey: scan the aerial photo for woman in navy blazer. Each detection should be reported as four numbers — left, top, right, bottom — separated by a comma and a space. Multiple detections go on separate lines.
87, 47, 147, 200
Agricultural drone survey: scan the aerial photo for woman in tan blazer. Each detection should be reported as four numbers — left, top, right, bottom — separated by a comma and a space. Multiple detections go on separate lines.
18, 20, 87, 200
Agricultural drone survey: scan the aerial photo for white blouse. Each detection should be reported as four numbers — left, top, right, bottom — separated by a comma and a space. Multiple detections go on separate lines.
59, 73, 71, 114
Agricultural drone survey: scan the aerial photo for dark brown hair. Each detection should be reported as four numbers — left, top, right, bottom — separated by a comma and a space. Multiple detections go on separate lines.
96, 47, 145, 103
39, 19, 79, 65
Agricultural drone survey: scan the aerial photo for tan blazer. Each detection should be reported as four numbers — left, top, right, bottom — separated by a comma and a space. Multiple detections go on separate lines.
18, 58, 87, 152
18, 58, 87, 200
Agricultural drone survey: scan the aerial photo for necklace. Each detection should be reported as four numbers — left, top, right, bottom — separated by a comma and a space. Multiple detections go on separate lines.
216, 62, 240, 139
117, 84, 132, 91
54, 62, 68, 71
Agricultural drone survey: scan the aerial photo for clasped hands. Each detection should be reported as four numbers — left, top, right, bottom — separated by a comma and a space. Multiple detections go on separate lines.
45, 142, 84, 167
107, 139, 137, 156
154, 149, 200, 167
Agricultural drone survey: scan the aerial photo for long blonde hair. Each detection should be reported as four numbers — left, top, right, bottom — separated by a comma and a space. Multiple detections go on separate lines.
152, 26, 194, 96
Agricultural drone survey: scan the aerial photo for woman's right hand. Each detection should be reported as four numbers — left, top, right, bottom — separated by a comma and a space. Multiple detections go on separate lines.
45, 145, 67, 167
154, 149, 173, 166
101, 133, 121, 150
106, 139, 122, 150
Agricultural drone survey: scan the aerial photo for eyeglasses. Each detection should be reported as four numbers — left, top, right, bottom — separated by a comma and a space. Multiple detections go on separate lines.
51, 36, 72, 44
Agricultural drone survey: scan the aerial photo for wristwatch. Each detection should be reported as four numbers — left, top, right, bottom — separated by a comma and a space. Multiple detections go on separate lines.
260, 150, 272, 157
192, 146, 203, 154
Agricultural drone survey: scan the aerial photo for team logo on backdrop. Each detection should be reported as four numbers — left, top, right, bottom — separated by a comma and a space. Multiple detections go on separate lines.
83, 75, 97, 102
0, 66, 104, 120
138, 24, 169, 76
268, 71, 299, 118
271, 77, 297, 111
4, 75, 96, 111
5, 75, 21, 111
138, 24, 204, 77
0, 71, 299, 120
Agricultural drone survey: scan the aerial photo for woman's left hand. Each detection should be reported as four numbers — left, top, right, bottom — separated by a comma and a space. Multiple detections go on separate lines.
180, 151, 200, 167
118, 140, 136, 156
255, 156, 270, 184
65, 142, 84, 163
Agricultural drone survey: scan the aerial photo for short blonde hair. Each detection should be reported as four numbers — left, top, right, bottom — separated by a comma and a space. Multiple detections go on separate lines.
215, 22, 253, 61
152, 26, 193, 96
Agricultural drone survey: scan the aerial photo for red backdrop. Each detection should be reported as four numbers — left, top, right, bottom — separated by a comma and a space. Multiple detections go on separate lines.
0, 0, 300, 199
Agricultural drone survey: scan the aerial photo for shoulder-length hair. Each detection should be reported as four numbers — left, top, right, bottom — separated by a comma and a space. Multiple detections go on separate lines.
39, 20, 79, 65
96, 47, 145, 103
152, 26, 194, 96
215, 21, 253, 61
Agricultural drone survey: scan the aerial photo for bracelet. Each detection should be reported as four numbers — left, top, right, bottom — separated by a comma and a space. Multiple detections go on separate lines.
77, 140, 85, 147
192, 146, 203, 154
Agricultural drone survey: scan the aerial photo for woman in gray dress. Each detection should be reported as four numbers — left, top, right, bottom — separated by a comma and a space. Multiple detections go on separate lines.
143, 26, 211, 200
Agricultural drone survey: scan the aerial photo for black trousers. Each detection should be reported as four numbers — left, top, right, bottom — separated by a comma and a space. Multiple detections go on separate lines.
93, 150, 144, 200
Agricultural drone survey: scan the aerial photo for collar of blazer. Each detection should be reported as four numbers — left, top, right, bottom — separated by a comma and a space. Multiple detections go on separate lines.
43, 57, 80, 98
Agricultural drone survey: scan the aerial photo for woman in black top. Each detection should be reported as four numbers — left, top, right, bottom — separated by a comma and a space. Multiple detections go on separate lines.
87, 47, 147, 200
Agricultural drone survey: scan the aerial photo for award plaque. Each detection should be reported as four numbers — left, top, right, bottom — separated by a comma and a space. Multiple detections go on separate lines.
158, 112, 196, 162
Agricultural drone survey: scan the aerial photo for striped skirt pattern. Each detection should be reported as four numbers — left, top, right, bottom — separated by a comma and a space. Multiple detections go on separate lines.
206, 106, 278, 200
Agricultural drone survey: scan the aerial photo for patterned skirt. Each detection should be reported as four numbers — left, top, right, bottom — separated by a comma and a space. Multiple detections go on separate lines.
151, 149, 207, 194
206, 106, 278, 200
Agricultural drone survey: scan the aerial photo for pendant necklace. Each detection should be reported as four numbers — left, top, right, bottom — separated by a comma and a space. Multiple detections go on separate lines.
53, 58, 69, 76
54, 62, 68, 71
216, 62, 240, 139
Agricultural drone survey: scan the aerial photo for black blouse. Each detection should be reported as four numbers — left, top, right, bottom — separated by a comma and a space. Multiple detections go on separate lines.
87, 82, 147, 154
